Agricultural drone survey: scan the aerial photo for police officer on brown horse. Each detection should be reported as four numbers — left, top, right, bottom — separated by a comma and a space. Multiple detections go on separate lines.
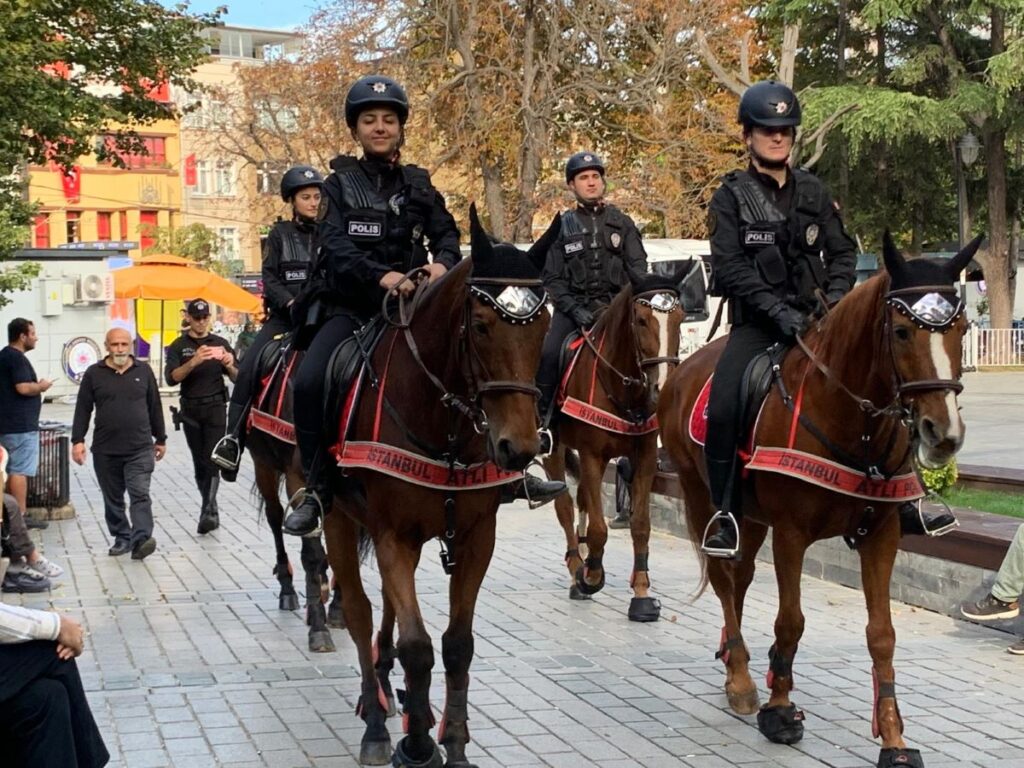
212, 165, 324, 480
536, 152, 649, 442
701, 80, 955, 559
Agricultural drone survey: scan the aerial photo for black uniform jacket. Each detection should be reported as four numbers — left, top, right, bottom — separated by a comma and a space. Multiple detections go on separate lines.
261, 218, 318, 317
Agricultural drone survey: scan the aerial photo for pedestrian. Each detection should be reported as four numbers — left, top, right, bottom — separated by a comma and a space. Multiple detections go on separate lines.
700, 81, 861, 559
234, 321, 258, 363
0, 318, 53, 530
960, 522, 1024, 655
165, 299, 237, 533
211, 166, 324, 481
72, 328, 165, 560
0, 446, 63, 593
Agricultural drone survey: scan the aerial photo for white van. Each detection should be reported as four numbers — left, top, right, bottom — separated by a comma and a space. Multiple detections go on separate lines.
643, 238, 723, 357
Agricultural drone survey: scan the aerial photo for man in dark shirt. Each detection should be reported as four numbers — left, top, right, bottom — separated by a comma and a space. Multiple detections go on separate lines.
0, 318, 52, 525
72, 327, 166, 560
165, 299, 237, 535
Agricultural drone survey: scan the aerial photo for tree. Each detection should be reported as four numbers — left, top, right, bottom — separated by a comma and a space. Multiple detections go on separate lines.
0, 0, 221, 299
141, 222, 231, 275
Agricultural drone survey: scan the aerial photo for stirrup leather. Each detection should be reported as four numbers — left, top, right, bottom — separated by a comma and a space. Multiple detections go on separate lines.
210, 435, 241, 470
702, 510, 740, 559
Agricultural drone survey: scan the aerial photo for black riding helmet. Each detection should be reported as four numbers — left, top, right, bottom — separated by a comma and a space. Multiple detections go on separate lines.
565, 151, 606, 184
738, 81, 802, 128
344, 75, 410, 128
280, 165, 324, 202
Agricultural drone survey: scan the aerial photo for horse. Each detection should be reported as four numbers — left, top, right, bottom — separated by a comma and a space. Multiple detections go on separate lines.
246, 346, 343, 653
322, 205, 560, 767
543, 269, 688, 620
657, 233, 981, 768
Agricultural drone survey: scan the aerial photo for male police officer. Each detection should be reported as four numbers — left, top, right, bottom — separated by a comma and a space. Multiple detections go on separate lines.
701, 80, 953, 560
536, 151, 649, 438
166, 300, 237, 534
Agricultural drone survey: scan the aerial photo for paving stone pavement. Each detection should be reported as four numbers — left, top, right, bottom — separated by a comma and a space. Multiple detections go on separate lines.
9, 405, 1024, 768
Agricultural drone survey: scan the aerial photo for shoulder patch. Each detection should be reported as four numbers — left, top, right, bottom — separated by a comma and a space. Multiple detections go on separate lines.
706, 209, 718, 237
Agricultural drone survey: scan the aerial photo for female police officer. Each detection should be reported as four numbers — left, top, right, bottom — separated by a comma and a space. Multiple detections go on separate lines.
211, 166, 324, 479
281, 75, 462, 537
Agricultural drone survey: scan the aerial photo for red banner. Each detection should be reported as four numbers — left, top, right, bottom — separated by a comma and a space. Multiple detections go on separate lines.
561, 397, 658, 435
184, 154, 197, 186
336, 442, 521, 490
249, 410, 296, 444
60, 165, 81, 202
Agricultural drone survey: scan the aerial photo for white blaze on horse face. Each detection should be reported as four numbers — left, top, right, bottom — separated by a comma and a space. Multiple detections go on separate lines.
655, 312, 672, 391
928, 332, 963, 443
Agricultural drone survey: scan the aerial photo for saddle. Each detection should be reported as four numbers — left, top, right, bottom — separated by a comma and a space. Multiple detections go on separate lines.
325, 315, 387, 437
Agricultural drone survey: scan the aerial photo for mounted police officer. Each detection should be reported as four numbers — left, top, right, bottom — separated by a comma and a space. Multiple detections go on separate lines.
166, 299, 237, 534
536, 151, 649, 438
700, 80, 953, 560
211, 165, 324, 480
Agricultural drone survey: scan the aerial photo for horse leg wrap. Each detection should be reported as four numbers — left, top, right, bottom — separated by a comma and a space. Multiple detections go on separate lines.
437, 687, 470, 746
398, 686, 436, 734
877, 748, 923, 768
629, 553, 649, 589
714, 627, 744, 665
765, 644, 795, 690
872, 673, 903, 738
564, 547, 579, 565
355, 682, 389, 720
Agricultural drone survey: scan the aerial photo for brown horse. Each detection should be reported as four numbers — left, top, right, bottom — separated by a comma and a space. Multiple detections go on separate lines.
657, 233, 981, 768
543, 270, 688, 620
247, 348, 342, 653
322, 206, 559, 767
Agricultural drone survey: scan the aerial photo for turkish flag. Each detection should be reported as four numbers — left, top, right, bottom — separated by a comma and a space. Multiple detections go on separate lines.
60, 165, 81, 202
184, 154, 197, 186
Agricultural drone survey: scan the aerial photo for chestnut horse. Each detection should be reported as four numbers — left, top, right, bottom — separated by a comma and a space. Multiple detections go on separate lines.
322, 206, 559, 767
658, 234, 980, 768
247, 349, 343, 653
543, 270, 687, 620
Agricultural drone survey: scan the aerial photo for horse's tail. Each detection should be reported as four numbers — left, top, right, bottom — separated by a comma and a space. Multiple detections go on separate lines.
681, 479, 711, 600
562, 447, 580, 482
356, 524, 374, 564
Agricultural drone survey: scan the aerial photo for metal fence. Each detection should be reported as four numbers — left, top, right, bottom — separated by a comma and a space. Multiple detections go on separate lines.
964, 326, 1024, 368
26, 422, 71, 509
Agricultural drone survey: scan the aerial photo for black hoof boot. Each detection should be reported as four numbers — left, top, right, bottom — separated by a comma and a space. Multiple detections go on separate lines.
573, 563, 605, 596
877, 748, 924, 768
756, 703, 805, 744
628, 596, 661, 622
360, 738, 392, 766
308, 629, 335, 653
391, 737, 443, 768
278, 592, 299, 611
568, 584, 592, 601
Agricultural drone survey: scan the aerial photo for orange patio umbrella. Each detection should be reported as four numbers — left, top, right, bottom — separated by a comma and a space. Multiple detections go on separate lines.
113, 253, 261, 313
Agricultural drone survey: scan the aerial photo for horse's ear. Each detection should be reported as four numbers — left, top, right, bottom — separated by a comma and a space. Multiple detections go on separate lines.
469, 203, 493, 265
947, 233, 984, 283
672, 260, 695, 288
525, 212, 561, 272
881, 230, 906, 278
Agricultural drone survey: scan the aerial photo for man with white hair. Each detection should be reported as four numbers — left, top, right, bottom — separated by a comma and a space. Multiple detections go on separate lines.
72, 328, 166, 560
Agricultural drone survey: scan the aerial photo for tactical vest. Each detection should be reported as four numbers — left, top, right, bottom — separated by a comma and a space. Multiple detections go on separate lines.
276, 220, 315, 291
331, 155, 435, 276
720, 169, 829, 309
557, 205, 628, 308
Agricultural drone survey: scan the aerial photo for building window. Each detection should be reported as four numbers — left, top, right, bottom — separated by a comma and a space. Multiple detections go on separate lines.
217, 227, 239, 262
99, 135, 169, 169
33, 214, 50, 248
214, 161, 235, 196
66, 211, 81, 243
256, 163, 285, 196
139, 211, 158, 251
97, 211, 113, 241
119, 211, 128, 240
194, 159, 213, 195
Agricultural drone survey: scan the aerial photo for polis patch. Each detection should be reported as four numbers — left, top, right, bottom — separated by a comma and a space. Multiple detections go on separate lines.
284, 268, 308, 282
564, 241, 584, 254
348, 220, 382, 238
744, 230, 776, 246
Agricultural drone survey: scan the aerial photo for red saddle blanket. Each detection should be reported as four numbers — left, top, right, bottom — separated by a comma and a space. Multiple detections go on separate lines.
687, 374, 924, 501
249, 350, 300, 444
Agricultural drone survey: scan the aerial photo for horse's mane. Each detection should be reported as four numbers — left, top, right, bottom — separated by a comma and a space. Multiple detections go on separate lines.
814, 272, 891, 376
593, 282, 635, 336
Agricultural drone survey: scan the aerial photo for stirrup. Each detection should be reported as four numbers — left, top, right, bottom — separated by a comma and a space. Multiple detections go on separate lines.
917, 496, 959, 537
286, 488, 324, 537
701, 510, 740, 559
210, 435, 240, 470
538, 428, 554, 457
524, 460, 562, 510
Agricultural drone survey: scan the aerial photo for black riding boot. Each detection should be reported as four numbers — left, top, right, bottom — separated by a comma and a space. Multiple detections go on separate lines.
609, 457, 633, 529
703, 457, 741, 559
505, 474, 567, 507
212, 401, 248, 480
898, 499, 958, 537
197, 476, 218, 534
284, 428, 329, 537
536, 383, 558, 455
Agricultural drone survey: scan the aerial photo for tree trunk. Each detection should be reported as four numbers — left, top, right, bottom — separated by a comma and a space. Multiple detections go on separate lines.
836, 0, 850, 205
512, 0, 542, 242
983, 121, 1012, 329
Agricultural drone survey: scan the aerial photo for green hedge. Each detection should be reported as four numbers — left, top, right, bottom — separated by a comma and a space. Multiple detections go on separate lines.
921, 460, 958, 495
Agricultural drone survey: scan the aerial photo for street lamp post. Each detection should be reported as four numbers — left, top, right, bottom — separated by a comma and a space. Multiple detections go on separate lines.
956, 131, 981, 301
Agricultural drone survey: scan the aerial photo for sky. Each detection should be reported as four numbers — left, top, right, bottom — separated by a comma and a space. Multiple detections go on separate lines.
162, 0, 318, 31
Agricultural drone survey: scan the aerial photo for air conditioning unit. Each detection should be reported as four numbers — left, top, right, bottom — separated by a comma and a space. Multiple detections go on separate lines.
73, 272, 114, 303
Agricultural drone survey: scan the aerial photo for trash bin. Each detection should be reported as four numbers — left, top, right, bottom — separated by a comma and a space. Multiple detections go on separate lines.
26, 421, 71, 509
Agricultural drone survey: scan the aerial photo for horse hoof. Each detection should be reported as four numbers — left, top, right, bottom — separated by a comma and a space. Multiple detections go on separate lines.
391, 736, 443, 768
877, 748, 924, 768
757, 703, 805, 744
328, 602, 346, 629
627, 596, 661, 622
279, 593, 299, 611
308, 630, 335, 653
573, 564, 605, 595
360, 738, 392, 766
568, 585, 592, 601
444, 761, 478, 768
726, 687, 760, 715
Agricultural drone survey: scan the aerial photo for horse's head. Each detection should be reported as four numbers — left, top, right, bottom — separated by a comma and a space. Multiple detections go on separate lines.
466, 204, 560, 470
629, 266, 689, 407
881, 231, 982, 468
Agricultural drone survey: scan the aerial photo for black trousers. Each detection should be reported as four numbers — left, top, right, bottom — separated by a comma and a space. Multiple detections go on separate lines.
182, 399, 227, 491
228, 314, 291, 415
0, 641, 109, 768
93, 449, 154, 547
293, 313, 361, 483
536, 310, 579, 393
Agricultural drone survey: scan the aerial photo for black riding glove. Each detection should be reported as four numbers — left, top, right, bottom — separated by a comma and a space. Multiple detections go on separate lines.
824, 289, 847, 307
570, 305, 596, 328
768, 303, 809, 339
